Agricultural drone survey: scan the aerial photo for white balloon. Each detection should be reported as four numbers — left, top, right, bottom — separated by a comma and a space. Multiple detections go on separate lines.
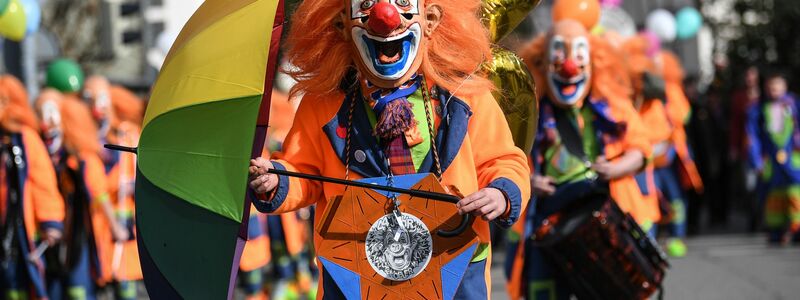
600, 6, 636, 37
646, 9, 677, 43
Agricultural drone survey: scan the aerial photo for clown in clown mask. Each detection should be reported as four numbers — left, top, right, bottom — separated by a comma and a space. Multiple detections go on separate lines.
544, 23, 592, 108
35, 89, 65, 156
345, 0, 428, 85
509, 19, 653, 299
249, 0, 531, 298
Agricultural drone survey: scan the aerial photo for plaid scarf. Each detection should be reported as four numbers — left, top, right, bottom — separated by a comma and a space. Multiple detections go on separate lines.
361, 74, 421, 175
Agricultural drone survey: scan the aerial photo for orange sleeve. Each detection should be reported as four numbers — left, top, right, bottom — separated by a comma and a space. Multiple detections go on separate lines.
665, 82, 691, 126
259, 95, 327, 214
640, 101, 673, 145
22, 127, 65, 224
81, 152, 111, 204
466, 92, 532, 227
106, 165, 121, 203
609, 97, 653, 159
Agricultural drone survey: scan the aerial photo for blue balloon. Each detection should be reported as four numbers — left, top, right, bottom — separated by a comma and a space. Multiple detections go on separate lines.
676, 7, 702, 40
20, 0, 39, 35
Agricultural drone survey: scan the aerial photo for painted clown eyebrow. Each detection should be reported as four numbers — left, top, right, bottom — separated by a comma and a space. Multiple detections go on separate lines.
350, 0, 420, 19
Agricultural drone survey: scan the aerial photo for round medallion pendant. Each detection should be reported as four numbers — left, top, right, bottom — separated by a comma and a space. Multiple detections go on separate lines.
365, 212, 433, 281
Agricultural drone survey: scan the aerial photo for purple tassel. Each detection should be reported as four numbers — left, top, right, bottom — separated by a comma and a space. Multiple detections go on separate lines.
374, 99, 417, 140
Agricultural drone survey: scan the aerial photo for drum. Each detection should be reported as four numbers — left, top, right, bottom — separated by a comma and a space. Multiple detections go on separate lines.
533, 183, 669, 300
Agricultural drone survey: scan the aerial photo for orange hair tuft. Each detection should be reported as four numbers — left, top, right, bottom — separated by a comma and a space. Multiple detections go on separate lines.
517, 34, 548, 101
0, 75, 39, 131
620, 36, 657, 99
590, 35, 633, 102
60, 96, 101, 155
658, 50, 684, 84
110, 85, 145, 126
283, 0, 494, 98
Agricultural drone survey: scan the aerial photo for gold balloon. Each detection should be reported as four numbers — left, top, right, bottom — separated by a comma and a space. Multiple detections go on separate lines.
487, 47, 538, 155
481, 0, 542, 43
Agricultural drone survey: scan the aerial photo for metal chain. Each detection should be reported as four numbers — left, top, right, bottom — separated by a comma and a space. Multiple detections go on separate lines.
344, 92, 357, 181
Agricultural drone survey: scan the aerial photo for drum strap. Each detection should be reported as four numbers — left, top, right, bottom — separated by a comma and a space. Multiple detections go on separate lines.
553, 107, 588, 163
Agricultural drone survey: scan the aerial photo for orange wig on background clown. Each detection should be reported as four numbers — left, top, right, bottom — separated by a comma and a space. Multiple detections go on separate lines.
109, 86, 145, 126
0, 75, 39, 132
621, 36, 657, 98
284, 0, 494, 98
61, 97, 102, 155
659, 50, 684, 85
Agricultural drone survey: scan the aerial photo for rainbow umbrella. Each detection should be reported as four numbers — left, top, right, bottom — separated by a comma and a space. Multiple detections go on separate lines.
130, 0, 284, 298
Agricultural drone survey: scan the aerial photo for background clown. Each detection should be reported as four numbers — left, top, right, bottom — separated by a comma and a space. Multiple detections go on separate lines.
510, 18, 652, 299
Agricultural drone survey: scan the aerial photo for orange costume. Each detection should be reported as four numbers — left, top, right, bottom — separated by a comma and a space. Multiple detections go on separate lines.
622, 37, 695, 252
0, 75, 66, 299
260, 90, 530, 296
84, 77, 145, 291
658, 51, 703, 192
620, 35, 673, 228
254, 1, 530, 298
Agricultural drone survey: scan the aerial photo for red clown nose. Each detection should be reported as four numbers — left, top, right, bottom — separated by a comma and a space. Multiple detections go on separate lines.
559, 59, 580, 79
368, 2, 401, 36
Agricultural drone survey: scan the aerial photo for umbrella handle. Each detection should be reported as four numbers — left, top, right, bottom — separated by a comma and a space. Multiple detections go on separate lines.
104, 144, 138, 154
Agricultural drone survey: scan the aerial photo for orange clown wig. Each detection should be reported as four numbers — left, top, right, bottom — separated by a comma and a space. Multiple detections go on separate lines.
109, 86, 145, 126
0, 75, 39, 132
620, 36, 657, 99
60, 96, 102, 155
283, 0, 494, 97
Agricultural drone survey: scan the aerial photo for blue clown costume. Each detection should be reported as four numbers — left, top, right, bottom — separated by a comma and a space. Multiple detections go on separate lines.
746, 93, 800, 242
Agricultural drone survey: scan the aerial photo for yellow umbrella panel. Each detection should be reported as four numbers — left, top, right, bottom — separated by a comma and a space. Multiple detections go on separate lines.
134, 0, 284, 299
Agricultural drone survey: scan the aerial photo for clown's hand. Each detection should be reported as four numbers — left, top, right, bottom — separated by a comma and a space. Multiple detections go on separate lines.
43, 228, 62, 245
531, 175, 557, 197
456, 188, 508, 221
249, 157, 279, 197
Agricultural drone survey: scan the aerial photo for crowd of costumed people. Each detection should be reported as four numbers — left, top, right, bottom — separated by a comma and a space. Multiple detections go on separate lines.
2, 0, 798, 299
0, 56, 319, 299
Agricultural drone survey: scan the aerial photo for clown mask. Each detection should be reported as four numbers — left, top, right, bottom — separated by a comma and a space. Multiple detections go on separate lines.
36, 96, 63, 155
83, 76, 112, 138
545, 20, 591, 108
341, 0, 442, 88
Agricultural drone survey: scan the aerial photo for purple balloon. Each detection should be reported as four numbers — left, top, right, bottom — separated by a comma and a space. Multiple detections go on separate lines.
640, 30, 661, 57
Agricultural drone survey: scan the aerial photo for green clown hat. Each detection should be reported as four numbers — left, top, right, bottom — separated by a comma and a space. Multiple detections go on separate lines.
46, 58, 84, 93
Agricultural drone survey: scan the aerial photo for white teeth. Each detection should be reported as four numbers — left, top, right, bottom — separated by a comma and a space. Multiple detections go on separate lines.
363, 29, 411, 42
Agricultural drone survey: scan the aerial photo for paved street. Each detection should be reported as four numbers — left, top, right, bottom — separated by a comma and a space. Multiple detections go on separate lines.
490, 234, 800, 299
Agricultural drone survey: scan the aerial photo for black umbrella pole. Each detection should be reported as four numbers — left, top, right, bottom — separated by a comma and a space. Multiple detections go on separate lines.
266, 169, 461, 204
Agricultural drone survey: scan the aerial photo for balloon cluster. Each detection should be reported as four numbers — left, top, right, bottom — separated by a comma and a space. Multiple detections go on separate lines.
646, 6, 703, 42
0, 0, 40, 41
